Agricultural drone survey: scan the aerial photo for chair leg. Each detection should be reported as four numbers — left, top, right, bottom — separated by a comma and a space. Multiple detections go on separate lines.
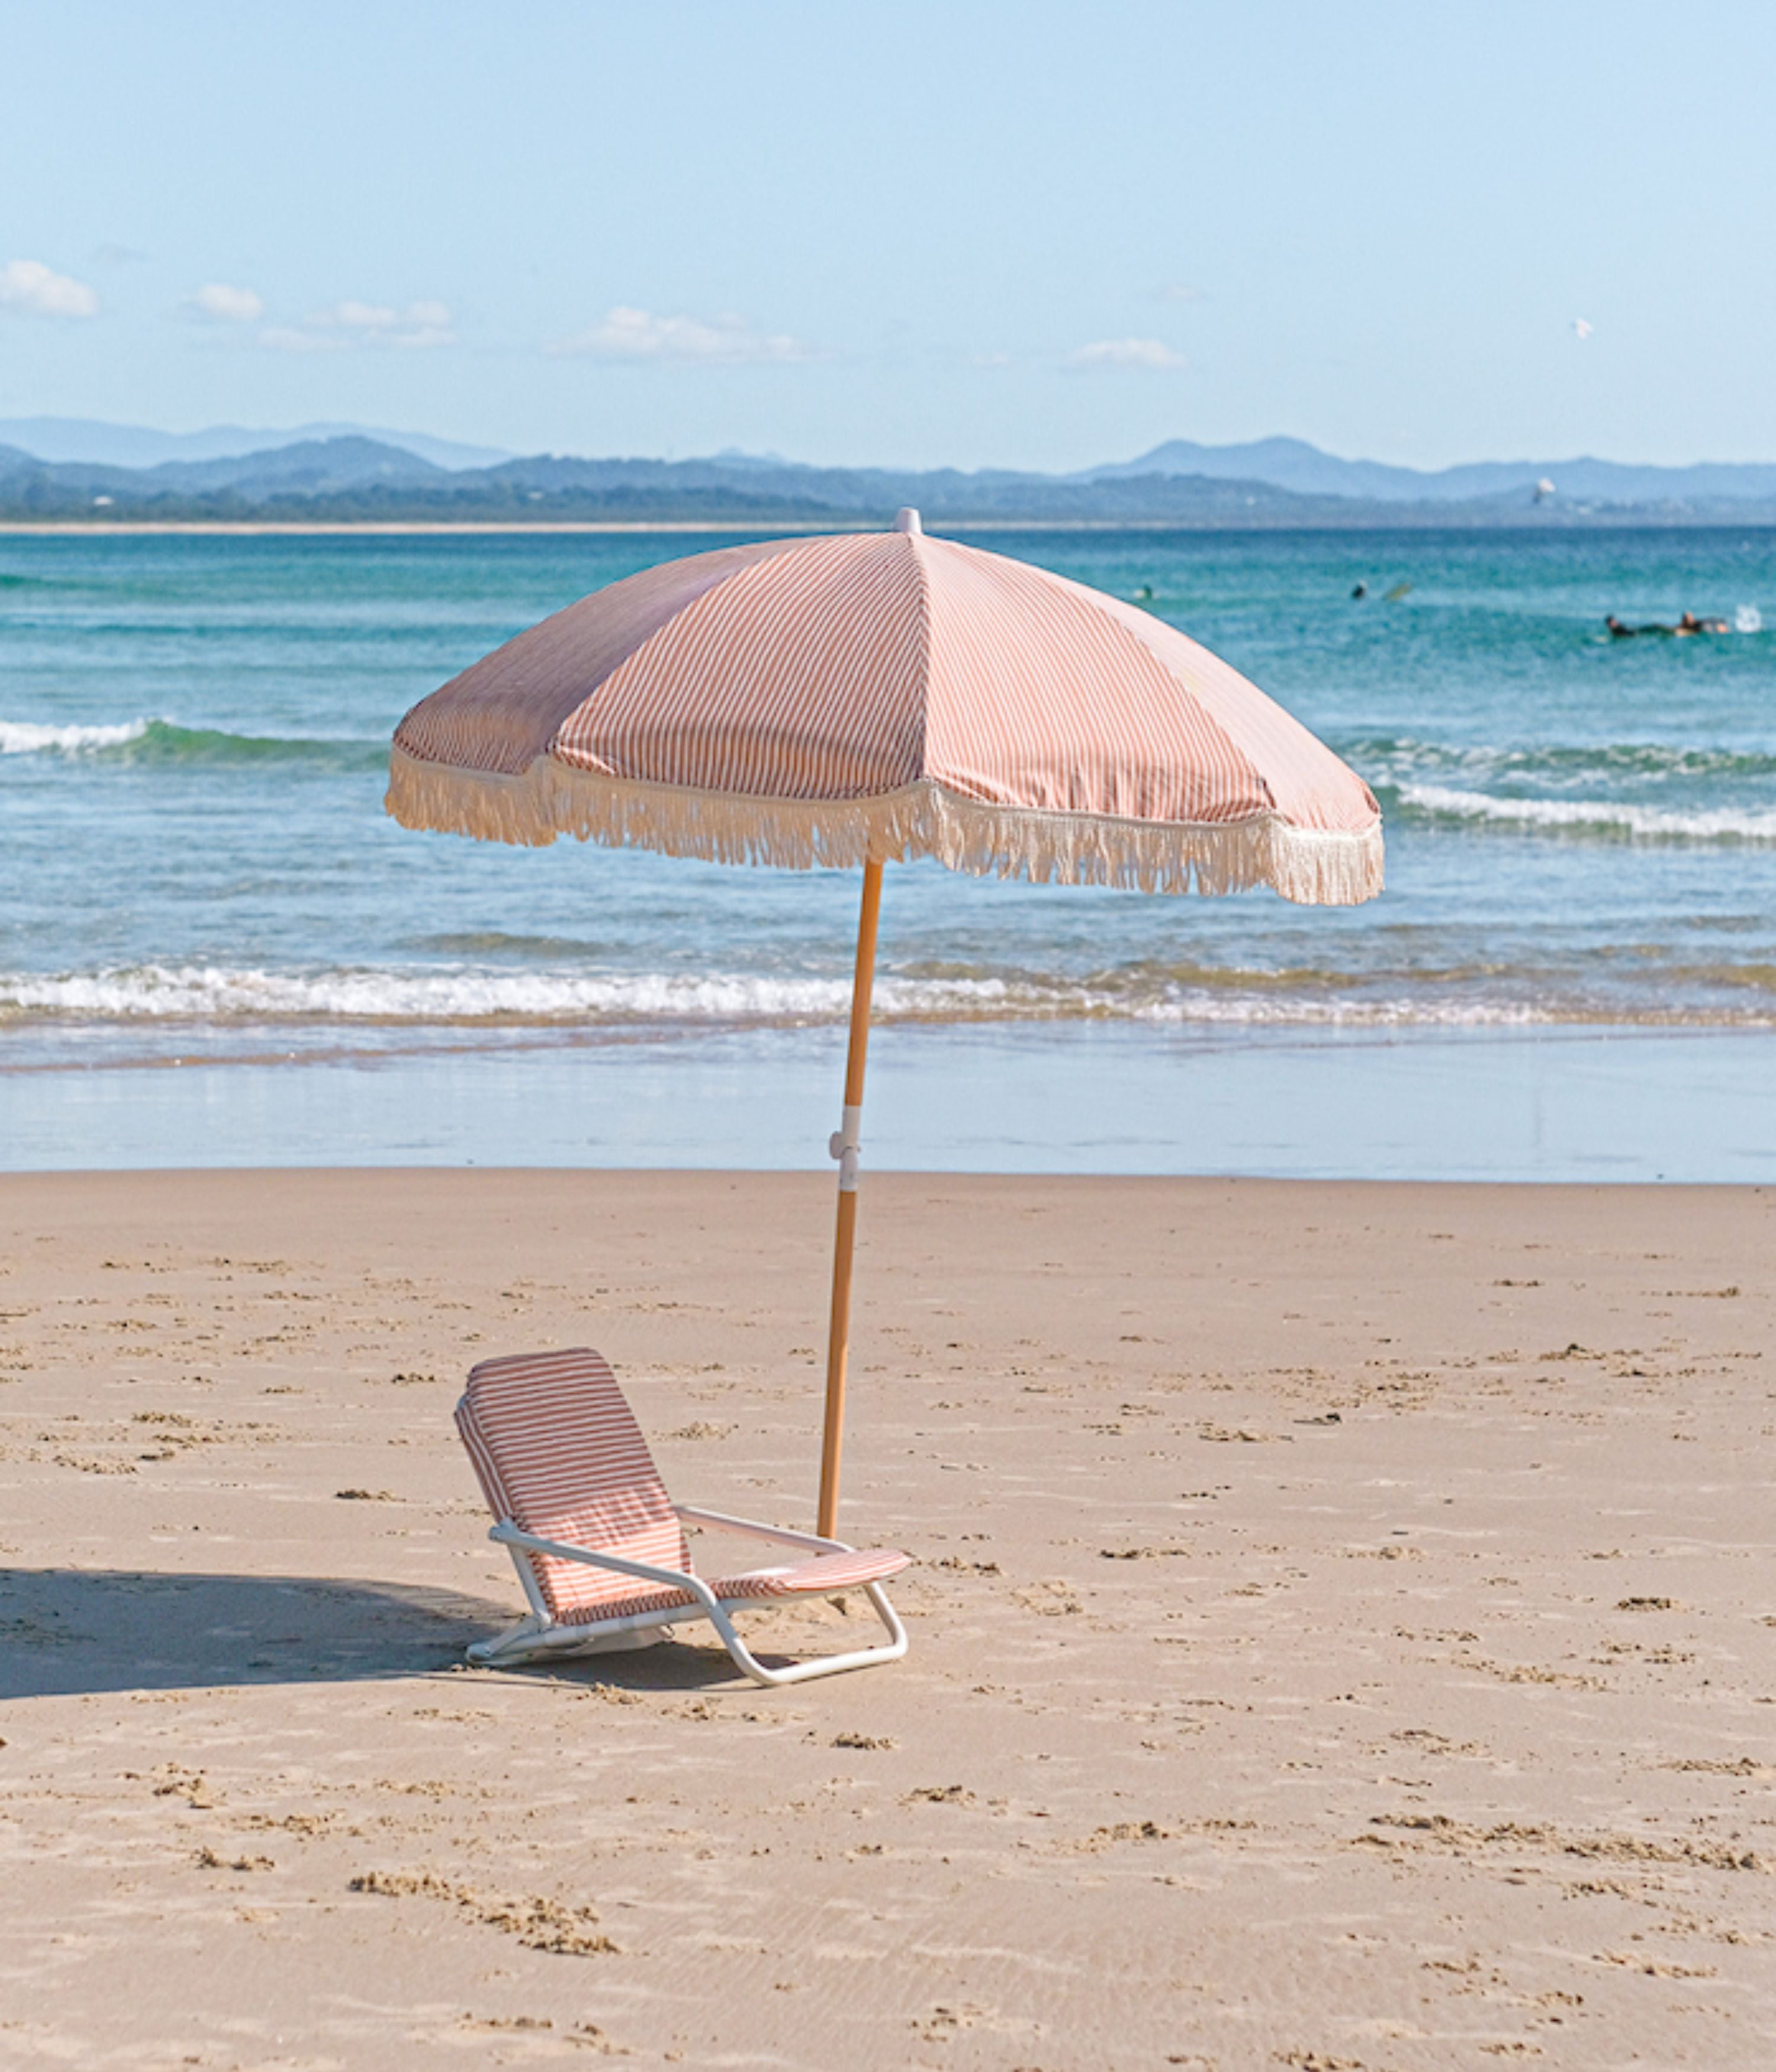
467, 1616, 552, 1666
466, 1550, 909, 1684
702, 1581, 908, 1687
468, 1619, 673, 1668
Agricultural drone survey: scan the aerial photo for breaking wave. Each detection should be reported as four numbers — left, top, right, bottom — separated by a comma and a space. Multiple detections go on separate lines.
1395, 784, 1776, 843
0, 717, 384, 767
1346, 734, 1776, 782
4, 959, 1774, 1032
1, 717, 153, 755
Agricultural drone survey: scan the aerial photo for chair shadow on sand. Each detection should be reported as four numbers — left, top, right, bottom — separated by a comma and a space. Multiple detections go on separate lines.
0, 1566, 802, 1701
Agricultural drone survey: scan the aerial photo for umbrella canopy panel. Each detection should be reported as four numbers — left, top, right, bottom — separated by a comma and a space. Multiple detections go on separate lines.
390, 522, 1382, 906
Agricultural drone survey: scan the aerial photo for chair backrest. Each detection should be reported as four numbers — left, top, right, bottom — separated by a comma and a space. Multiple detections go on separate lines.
456, 1347, 691, 1621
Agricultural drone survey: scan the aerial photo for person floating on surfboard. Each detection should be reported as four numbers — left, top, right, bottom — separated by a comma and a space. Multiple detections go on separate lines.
1606, 611, 1729, 638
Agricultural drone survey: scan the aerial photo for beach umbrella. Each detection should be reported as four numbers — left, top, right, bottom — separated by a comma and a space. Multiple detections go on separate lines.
387, 511, 1382, 1534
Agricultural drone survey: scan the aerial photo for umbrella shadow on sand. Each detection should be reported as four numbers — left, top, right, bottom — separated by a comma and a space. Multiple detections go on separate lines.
0, 1566, 826, 1699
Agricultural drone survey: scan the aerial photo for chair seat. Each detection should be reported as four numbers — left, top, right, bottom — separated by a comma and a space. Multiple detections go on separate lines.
555, 1545, 912, 1629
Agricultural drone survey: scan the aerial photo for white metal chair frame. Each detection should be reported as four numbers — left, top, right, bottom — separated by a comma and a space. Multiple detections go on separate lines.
472, 1501, 909, 1687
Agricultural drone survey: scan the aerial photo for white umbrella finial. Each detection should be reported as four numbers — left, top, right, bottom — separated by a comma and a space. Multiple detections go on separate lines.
894, 507, 922, 535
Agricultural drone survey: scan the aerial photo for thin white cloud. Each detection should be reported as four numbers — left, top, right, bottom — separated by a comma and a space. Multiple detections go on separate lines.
330, 300, 401, 329
548, 305, 812, 365
1064, 337, 1187, 372
0, 259, 99, 319
1157, 282, 1205, 303
259, 297, 456, 350
186, 282, 265, 324
312, 298, 455, 347
257, 324, 341, 354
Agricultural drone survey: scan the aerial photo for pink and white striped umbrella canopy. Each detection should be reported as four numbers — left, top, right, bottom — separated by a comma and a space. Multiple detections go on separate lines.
388, 515, 1382, 905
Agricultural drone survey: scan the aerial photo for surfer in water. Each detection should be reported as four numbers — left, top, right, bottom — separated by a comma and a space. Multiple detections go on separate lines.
1606, 611, 1729, 638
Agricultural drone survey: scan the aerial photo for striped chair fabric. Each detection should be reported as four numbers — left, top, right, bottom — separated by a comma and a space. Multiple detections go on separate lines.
457, 1347, 909, 1628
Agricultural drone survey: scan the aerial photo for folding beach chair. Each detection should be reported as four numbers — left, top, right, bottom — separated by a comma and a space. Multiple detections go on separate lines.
455, 1347, 910, 1686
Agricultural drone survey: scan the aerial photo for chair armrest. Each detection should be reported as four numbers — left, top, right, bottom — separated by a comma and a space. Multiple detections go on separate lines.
490, 1521, 718, 1604
674, 1503, 852, 1555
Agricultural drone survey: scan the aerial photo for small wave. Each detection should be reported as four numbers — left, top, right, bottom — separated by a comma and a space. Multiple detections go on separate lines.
0, 961, 1451, 1028
1, 718, 152, 755
1346, 734, 1776, 782
0, 717, 385, 768
1736, 604, 1763, 634
1397, 784, 1776, 843
5, 960, 1776, 1034
410, 931, 611, 958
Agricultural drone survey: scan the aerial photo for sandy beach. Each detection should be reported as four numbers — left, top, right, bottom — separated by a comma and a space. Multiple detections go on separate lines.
1, 1168, 1771, 2067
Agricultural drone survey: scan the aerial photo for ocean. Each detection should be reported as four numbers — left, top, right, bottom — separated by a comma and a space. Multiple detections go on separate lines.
4, 526, 1775, 1178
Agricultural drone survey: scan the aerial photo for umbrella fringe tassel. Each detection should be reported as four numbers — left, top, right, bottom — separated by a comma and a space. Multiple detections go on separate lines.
387, 746, 1383, 907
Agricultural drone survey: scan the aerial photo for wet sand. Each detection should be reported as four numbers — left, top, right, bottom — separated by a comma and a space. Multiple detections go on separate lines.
1, 1169, 1772, 2068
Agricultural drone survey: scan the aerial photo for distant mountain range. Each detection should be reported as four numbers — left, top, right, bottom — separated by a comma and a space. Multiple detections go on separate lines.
1083, 436, 1776, 507
0, 417, 509, 471
2, 422, 1774, 526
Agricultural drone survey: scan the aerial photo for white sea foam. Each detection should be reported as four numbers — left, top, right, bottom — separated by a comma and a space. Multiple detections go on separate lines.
0, 717, 152, 755
0, 964, 860, 1023
0, 960, 1411, 1028
1400, 784, 1776, 843
5, 961, 1768, 1034
1131, 995, 1561, 1028
1736, 604, 1763, 634
0, 964, 1065, 1025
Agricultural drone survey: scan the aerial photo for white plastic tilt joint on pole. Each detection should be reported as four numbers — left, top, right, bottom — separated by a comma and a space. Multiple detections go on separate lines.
828, 1104, 864, 1193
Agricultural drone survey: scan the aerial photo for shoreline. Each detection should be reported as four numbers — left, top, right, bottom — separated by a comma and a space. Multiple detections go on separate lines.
0, 518, 841, 537
5, 1021, 1774, 1182
7, 516, 1776, 536
2, 1166, 1771, 2065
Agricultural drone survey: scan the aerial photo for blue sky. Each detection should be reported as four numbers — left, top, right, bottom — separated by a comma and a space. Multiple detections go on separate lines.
4, 0, 1774, 471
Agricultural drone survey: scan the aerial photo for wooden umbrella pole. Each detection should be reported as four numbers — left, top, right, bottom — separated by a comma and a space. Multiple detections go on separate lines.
818, 858, 884, 1537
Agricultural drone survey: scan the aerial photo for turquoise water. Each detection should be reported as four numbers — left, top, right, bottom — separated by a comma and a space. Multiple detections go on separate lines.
4, 526, 1775, 1172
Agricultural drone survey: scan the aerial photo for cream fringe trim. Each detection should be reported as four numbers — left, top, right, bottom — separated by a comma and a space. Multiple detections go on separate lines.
386, 745, 1384, 906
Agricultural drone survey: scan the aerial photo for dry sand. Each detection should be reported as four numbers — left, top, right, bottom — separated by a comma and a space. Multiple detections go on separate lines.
0, 1169, 1771, 2069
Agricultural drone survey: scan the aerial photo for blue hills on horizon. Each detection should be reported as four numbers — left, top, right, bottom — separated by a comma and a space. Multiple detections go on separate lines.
2, 419, 1775, 523
1083, 435, 1776, 507
0, 416, 511, 472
